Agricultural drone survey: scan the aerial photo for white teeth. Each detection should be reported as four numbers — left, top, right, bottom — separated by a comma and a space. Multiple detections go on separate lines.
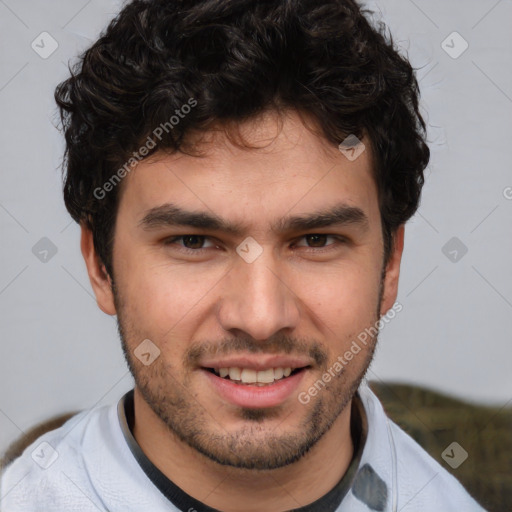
274, 367, 284, 379
256, 369, 275, 383
228, 367, 241, 380
241, 369, 257, 383
214, 366, 299, 384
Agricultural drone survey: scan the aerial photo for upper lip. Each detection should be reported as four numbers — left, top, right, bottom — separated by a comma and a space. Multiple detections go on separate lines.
199, 355, 312, 371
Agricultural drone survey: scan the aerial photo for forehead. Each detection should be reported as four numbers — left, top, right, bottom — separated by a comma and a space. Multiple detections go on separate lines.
117, 110, 380, 232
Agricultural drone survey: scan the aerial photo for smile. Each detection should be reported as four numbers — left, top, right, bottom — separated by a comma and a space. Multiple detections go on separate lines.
201, 365, 309, 408
208, 367, 302, 386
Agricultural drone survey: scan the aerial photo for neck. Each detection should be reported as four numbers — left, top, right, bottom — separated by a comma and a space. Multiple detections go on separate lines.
132, 388, 356, 512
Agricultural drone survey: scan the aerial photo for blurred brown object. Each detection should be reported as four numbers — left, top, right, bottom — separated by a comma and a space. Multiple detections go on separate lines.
369, 381, 511, 512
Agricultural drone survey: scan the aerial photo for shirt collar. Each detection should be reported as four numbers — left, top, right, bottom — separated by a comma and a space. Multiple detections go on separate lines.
117, 387, 367, 512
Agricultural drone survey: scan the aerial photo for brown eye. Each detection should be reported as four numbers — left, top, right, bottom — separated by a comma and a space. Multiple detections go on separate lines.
164, 235, 215, 252
304, 234, 329, 247
181, 235, 206, 249
295, 234, 343, 249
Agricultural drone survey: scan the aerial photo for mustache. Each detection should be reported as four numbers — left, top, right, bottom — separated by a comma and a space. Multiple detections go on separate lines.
185, 335, 328, 368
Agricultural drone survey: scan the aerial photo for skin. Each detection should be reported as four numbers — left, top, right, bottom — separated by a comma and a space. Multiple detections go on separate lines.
81, 109, 404, 512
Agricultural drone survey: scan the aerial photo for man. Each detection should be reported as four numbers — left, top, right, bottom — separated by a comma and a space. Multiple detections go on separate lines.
0, 0, 486, 510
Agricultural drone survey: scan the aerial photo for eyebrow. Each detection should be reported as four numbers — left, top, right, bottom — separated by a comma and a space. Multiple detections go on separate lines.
138, 202, 370, 235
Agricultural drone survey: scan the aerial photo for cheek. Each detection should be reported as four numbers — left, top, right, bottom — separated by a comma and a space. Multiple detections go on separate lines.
302, 261, 381, 326
119, 258, 223, 337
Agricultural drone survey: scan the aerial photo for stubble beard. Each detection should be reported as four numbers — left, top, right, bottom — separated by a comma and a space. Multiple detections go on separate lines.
113, 272, 384, 470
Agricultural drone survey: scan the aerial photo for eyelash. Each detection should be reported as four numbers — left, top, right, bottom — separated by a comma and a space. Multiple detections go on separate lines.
163, 234, 348, 255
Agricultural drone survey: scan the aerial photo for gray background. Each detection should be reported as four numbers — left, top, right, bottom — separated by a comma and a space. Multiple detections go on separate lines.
1, 0, 511, 456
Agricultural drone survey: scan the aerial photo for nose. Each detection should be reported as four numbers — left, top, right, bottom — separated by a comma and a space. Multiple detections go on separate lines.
216, 249, 300, 341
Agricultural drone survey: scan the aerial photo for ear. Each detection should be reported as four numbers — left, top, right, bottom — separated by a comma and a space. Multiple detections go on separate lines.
80, 223, 116, 315
379, 224, 405, 316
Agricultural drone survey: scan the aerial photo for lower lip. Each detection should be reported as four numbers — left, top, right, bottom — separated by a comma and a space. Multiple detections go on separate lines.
201, 369, 307, 408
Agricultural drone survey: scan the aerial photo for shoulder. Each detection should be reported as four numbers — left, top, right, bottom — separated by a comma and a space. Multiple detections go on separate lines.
1, 411, 80, 471
387, 419, 485, 510
0, 405, 111, 511
358, 383, 486, 511
0, 397, 173, 512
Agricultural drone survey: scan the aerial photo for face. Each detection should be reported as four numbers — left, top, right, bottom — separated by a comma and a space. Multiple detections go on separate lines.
86, 109, 402, 470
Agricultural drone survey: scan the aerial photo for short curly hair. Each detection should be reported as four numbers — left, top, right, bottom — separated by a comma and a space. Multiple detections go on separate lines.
55, 0, 430, 278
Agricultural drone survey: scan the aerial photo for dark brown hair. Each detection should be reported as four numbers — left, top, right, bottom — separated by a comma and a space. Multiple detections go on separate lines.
55, 0, 430, 277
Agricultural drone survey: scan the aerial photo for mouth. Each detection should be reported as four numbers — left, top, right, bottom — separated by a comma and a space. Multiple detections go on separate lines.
203, 366, 307, 386
200, 362, 311, 408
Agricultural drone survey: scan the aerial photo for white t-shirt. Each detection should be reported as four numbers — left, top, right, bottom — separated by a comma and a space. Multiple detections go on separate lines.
0, 381, 486, 511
